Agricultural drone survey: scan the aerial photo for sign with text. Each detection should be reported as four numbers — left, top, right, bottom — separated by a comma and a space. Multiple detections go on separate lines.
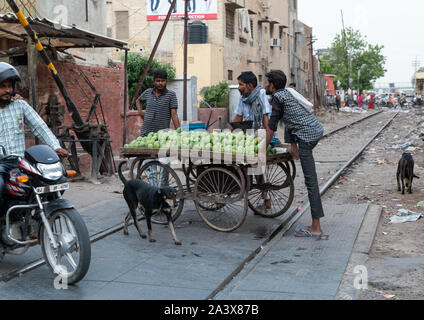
146, 0, 218, 21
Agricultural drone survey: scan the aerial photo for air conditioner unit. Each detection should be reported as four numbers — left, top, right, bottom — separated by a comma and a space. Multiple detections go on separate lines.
270, 38, 282, 48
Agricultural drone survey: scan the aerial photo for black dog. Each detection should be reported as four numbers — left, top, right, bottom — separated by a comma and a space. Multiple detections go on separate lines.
397, 153, 420, 194
118, 161, 181, 245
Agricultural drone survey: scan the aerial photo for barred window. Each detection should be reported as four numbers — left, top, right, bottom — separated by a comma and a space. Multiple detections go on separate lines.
226, 8, 235, 40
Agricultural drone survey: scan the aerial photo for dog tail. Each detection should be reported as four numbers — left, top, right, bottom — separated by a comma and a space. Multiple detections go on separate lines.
118, 161, 128, 184
414, 175, 420, 179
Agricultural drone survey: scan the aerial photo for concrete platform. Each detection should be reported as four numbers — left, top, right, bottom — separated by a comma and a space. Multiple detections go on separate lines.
0, 201, 377, 300
214, 204, 370, 300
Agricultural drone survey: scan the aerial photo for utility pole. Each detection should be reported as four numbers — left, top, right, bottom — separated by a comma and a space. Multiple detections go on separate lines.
183, 0, 188, 122
307, 35, 317, 107
412, 57, 420, 92
341, 10, 352, 91
358, 64, 365, 94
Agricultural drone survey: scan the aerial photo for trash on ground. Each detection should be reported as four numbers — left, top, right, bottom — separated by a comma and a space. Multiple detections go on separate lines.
415, 201, 424, 208
389, 209, 423, 224
377, 290, 396, 299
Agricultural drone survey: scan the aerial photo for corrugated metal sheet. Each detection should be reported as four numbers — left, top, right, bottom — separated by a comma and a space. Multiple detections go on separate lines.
0, 13, 127, 50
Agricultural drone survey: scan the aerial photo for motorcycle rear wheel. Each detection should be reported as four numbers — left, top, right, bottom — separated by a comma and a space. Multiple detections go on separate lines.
40, 209, 91, 285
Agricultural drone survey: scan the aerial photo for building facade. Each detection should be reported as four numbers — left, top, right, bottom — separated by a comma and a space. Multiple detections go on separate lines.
0, 0, 128, 157
107, 0, 317, 100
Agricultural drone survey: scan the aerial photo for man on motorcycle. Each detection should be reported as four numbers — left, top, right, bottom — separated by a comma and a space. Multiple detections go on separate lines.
0, 62, 69, 207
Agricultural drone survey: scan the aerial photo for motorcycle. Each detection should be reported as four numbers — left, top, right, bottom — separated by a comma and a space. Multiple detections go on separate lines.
0, 144, 91, 284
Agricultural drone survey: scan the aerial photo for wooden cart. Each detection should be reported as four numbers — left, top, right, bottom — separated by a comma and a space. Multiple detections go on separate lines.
120, 147, 296, 232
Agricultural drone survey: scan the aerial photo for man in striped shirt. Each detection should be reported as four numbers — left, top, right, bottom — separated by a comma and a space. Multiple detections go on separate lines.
136, 69, 181, 186
137, 69, 181, 136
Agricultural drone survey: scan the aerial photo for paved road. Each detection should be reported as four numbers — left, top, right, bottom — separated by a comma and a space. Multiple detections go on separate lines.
0, 111, 392, 300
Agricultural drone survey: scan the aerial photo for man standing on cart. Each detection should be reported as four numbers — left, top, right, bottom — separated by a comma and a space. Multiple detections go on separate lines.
265, 70, 325, 238
136, 69, 181, 186
232, 72, 273, 210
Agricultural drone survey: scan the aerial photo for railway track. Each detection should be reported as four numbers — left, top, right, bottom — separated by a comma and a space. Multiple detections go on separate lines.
0, 110, 398, 290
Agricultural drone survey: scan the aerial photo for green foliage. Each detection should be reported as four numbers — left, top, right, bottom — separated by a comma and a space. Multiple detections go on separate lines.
320, 27, 386, 91
124, 53, 176, 107
200, 81, 230, 108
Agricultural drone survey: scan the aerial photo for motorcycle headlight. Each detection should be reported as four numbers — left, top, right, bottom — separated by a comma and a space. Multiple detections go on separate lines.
36, 162, 64, 180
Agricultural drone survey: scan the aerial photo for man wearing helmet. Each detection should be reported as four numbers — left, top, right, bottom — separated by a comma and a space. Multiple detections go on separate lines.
0, 62, 69, 206
0, 62, 68, 157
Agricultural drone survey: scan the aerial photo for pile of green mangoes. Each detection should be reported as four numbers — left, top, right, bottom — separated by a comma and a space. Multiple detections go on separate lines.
125, 128, 277, 156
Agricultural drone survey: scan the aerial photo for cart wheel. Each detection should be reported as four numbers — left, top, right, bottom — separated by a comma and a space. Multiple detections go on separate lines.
129, 157, 144, 180
137, 160, 184, 225
194, 167, 247, 232
248, 163, 294, 218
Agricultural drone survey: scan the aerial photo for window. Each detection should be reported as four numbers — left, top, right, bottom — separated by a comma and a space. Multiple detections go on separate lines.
258, 75, 263, 83
228, 70, 233, 81
226, 8, 235, 40
115, 11, 129, 40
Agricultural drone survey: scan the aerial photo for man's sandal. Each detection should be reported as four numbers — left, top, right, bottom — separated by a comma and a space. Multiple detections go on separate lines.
294, 227, 322, 238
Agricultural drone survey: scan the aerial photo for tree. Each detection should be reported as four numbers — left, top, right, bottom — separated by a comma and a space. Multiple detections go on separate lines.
320, 27, 386, 91
124, 53, 176, 108
199, 82, 229, 109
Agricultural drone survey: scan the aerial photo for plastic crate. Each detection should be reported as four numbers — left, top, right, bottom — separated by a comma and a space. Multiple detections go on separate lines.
182, 122, 206, 131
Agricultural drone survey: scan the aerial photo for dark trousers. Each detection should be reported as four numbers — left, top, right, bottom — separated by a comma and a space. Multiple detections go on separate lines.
298, 140, 325, 219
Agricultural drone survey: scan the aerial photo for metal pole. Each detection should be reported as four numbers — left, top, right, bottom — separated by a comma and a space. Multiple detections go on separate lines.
309, 36, 317, 107
123, 49, 128, 146
130, 0, 177, 108
183, 0, 188, 121
6, 0, 85, 127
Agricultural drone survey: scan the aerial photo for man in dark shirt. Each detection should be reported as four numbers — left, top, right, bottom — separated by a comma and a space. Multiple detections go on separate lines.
265, 70, 324, 238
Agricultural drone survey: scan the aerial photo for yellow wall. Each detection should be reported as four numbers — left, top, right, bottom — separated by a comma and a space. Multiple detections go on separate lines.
173, 43, 224, 100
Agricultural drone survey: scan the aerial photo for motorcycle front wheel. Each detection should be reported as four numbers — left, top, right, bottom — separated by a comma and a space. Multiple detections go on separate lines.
40, 209, 91, 285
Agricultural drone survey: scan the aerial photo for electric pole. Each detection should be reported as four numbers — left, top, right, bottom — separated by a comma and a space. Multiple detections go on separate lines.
341, 10, 352, 91
412, 57, 420, 92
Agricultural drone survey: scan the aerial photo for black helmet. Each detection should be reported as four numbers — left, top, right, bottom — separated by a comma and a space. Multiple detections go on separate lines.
0, 62, 21, 96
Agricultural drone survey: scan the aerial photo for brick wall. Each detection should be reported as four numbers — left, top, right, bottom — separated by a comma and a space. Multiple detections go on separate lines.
36, 60, 127, 154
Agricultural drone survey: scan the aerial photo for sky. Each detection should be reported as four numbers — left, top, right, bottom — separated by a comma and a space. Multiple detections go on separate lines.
298, 0, 423, 86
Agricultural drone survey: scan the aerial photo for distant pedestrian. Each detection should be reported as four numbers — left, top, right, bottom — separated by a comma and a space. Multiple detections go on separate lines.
335, 93, 341, 111
358, 93, 363, 108
345, 95, 350, 107
368, 94, 375, 109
